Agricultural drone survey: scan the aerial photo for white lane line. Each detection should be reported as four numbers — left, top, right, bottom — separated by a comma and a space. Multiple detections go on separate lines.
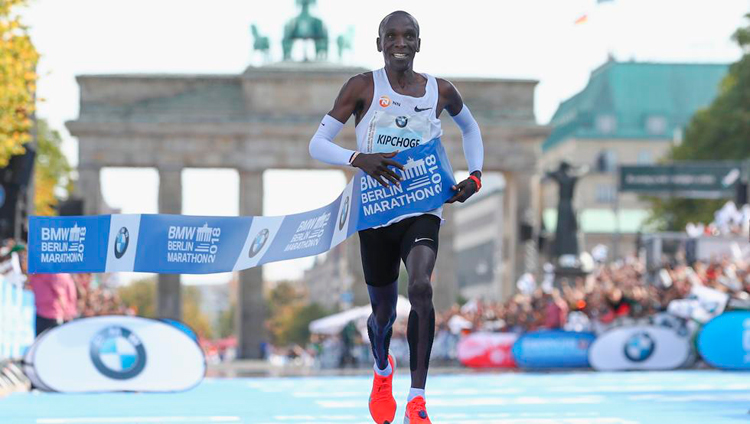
267, 419, 635, 424
292, 387, 523, 398
37, 417, 241, 424
317, 395, 605, 408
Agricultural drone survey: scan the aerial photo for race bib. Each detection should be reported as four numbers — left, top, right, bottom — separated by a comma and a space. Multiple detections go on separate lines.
366, 111, 430, 154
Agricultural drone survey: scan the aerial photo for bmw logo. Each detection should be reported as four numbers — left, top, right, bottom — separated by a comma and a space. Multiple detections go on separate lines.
339, 197, 350, 230
90, 326, 147, 380
114, 227, 129, 259
249, 228, 270, 258
624, 331, 655, 362
395, 116, 408, 128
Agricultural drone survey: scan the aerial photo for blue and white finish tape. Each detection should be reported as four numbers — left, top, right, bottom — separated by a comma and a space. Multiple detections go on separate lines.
28, 139, 456, 274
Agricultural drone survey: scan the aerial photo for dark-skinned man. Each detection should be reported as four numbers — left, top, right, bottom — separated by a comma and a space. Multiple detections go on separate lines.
309, 10, 484, 424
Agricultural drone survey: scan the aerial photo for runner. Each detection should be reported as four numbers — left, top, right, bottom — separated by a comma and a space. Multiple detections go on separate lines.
309, 10, 484, 424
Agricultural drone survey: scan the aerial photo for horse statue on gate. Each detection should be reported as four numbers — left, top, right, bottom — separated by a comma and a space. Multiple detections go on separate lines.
282, 0, 328, 61
336, 27, 354, 62
250, 24, 271, 63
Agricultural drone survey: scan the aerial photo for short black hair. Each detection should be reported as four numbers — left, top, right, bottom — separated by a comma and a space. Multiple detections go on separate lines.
378, 11, 420, 38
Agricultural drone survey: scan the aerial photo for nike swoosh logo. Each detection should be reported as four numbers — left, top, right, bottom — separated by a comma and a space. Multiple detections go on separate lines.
414, 106, 432, 112
414, 237, 433, 243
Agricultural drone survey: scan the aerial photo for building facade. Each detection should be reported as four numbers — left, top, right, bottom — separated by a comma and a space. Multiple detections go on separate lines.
541, 60, 729, 259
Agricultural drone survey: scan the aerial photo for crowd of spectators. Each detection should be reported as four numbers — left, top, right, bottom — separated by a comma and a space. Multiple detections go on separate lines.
303, 252, 750, 369
0, 239, 130, 336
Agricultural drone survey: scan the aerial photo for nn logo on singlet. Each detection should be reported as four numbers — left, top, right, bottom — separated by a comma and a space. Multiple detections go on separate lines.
378, 95, 401, 108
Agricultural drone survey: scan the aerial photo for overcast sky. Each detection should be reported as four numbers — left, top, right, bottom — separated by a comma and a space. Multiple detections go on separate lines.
19, 0, 749, 282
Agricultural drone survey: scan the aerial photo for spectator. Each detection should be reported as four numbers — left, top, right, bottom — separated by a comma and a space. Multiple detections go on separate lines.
28, 272, 77, 336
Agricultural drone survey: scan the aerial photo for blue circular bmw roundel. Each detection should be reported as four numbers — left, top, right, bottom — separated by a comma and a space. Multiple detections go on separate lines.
90, 326, 147, 380
624, 331, 655, 362
114, 227, 129, 259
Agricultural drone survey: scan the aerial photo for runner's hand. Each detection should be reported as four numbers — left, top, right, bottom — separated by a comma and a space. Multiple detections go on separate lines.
447, 177, 479, 203
352, 151, 404, 187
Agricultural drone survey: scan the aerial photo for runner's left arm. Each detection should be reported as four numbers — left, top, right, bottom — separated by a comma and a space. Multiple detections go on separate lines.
439, 79, 484, 203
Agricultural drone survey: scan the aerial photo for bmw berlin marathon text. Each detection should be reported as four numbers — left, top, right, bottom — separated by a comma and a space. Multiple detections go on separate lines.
167, 223, 221, 264
40, 224, 87, 264
360, 154, 443, 216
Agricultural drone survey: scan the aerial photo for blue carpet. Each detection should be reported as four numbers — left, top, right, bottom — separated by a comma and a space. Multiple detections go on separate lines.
2, 370, 749, 423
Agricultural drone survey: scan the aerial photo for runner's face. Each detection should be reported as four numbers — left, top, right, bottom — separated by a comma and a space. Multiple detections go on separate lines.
377, 15, 420, 72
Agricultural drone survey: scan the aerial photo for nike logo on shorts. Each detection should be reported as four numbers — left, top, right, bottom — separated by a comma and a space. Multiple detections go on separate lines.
414, 106, 432, 112
414, 237, 433, 243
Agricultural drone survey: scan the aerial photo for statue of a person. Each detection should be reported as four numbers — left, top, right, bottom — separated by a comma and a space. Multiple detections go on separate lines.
545, 161, 589, 262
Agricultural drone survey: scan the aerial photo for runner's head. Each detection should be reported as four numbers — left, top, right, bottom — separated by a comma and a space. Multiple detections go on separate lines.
377, 11, 420, 72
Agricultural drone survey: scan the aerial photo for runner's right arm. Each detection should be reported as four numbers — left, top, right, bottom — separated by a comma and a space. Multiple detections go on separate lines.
309, 74, 403, 187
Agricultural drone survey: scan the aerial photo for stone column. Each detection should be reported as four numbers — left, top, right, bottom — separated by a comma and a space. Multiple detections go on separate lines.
434, 205, 458, 311
157, 167, 182, 320
77, 164, 102, 215
237, 170, 266, 359
502, 171, 537, 295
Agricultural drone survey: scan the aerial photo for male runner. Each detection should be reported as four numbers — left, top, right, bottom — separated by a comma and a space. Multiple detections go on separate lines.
309, 10, 484, 424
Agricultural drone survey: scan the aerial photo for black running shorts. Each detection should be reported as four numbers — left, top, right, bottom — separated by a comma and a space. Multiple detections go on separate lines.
358, 214, 440, 287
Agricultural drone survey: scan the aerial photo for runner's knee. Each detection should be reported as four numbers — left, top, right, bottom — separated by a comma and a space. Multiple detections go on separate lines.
408, 276, 433, 304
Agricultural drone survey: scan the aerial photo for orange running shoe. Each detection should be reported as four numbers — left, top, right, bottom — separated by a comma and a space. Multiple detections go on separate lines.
369, 355, 396, 424
404, 396, 431, 424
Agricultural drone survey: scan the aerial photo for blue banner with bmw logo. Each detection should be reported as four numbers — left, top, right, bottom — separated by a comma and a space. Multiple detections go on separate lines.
512, 330, 596, 369
698, 311, 750, 370
28, 139, 455, 274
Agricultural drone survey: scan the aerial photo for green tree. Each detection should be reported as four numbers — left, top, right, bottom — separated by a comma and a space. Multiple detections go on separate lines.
216, 301, 236, 339
182, 285, 214, 340
117, 278, 214, 339
117, 277, 156, 318
276, 303, 332, 346
34, 119, 71, 215
649, 14, 750, 230
266, 281, 333, 346
0, 0, 38, 166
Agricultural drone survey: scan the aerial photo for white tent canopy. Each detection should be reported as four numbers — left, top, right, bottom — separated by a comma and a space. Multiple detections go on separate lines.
309, 296, 411, 335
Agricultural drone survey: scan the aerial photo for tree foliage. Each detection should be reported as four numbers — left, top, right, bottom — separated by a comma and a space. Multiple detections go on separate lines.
34, 119, 71, 215
648, 14, 750, 230
117, 278, 214, 339
117, 277, 156, 318
266, 281, 333, 346
216, 301, 235, 339
0, 0, 38, 166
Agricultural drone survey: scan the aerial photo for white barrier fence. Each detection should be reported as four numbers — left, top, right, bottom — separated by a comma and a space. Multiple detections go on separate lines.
0, 273, 35, 360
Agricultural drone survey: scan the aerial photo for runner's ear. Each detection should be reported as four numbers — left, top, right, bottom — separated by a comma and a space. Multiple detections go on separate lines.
376, 37, 382, 52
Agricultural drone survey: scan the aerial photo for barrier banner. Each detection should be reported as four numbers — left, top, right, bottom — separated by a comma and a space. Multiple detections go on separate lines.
28, 139, 455, 274
457, 332, 518, 368
588, 325, 691, 371
23, 316, 205, 392
0, 277, 35, 360
512, 330, 595, 369
697, 311, 750, 370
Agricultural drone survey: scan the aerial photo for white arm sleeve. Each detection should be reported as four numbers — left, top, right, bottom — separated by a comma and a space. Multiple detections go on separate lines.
451, 105, 484, 174
308, 114, 356, 166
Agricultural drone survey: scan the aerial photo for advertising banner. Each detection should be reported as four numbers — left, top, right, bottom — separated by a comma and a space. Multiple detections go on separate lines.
588, 325, 691, 371
23, 316, 205, 392
457, 332, 518, 368
697, 311, 750, 370
28, 139, 455, 274
512, 330, 595, 369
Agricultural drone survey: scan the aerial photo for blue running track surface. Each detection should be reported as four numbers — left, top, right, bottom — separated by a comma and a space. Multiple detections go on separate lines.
2, 371, 749, 423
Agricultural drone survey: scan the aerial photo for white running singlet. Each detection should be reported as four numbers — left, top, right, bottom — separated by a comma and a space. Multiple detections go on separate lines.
355, 68, 444, 227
